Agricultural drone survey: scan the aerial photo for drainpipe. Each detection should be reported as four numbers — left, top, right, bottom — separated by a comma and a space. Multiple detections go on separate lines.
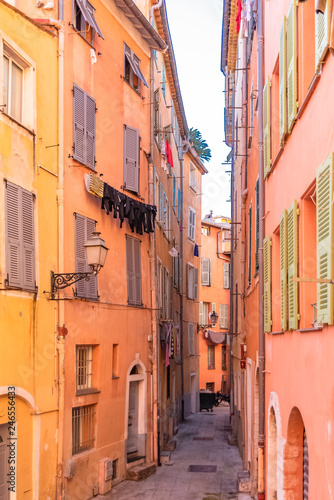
55, 20, 65, 500
149, 0, 162, 465
257, 0, 265, 496
229, 152, 234, 420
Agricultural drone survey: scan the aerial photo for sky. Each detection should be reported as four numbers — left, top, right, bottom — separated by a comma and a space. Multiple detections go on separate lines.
165, 0, 231, 218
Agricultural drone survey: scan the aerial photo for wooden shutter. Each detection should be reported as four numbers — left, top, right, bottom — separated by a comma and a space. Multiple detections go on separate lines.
153, 167, 157, 205
255, 179, 259, 272
194, 267, 198, 300
177, 189, 181, 221
220, 304, 229, 329
159, 182, 163, 222
248, 205, 252, 283
279, 17, 287, 143
189, 209, 195, 239
286, 0, 297, 131
21, 189, 35, 290
287, 200, 298, 329
187, 263, 192, 299
263, 235, 272, 333
208, 345, 215, 369
173, 175, 176, 212
199, 301, 204, 326
75, 214, 98, 299
124, 125, 139, 193
223, 262, 230, 289
86, 94, 96, 169
201, 258, 211, 285
126, 236, 142, 306
211, 302, 216, 313
263, 77, 271, 179
173, 255, 179, 289
316, 153, 334, 325
280, 209, 288, 330
188, 323, 194, 356
6, 182, 21, 287
73, 84, 85, 164
315, 0, 330, 70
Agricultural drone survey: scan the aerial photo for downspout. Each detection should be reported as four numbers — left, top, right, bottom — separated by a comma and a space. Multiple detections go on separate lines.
257, 0, 265, 496
229, 152, 234, 418
55, 19, 65, 500
149, 0, 162, 466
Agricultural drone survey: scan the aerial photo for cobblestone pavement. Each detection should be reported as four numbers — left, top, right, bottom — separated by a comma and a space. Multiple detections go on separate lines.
96, 404, 252, 500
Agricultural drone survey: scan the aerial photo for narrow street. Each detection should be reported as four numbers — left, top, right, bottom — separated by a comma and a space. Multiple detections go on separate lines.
98, 404, 251, 500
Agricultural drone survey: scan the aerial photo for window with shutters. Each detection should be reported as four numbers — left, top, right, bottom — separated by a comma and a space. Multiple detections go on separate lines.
280, 210, 288, 331
124, 43, 148, 91
263, 77, 271, 179
72, 0, 104, 46
188, 207, 196, 241
153, 168, 158, 206
286, 0, 297, 132
263, 235, 272, 333
202, 226, 210, 236
187, 263, 198, 300
75, 213, 98, 299
73, 84, 96, 169
199, 302, 209, 326
201, 258, 211, 286
208, 345, 215, 370
279, 16, 287, 144
220, 304, 229, 329
154, 89, 161, 148
223, 262, 230, 289
161, 62, 166, 101
248, 205, 252, 285
189, 162, 196, 192
188, 323, 195, 356
297, 1, 315, 106
72, 404, 95, 455
255, 179, 260, 273
126, 235, 142, 306
5, 182, 36, 291
2, 42, 35, 130
173, 175, 177, 213
124, 125, 140, 194
271, 57, 280, 161
173, 254, 180, 290
316, 153, 334, 325
315, 0, 330, 71
287, 200, 299, 329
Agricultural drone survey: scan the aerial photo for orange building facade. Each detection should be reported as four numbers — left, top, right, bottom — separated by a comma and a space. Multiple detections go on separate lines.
198, 215, 231, 395
223, 0, 334, 498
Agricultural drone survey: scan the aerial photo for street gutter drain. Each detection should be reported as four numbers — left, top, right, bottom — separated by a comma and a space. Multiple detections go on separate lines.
188, 465, 217, 472
193, 437, 214, 441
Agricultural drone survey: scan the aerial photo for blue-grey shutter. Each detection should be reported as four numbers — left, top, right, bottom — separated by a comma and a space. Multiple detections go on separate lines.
75, 214, 98, 298
21, 189, 35, 290
177, 188, 181, 221
86, 217, 98, 299
6, 182, 21, 287
126, 236, 135, 304
124, 125, 139, 193
173, 175, 176, 212
134, 238, 142, 306
86, 94, 96, 170
73, 84, 85, 164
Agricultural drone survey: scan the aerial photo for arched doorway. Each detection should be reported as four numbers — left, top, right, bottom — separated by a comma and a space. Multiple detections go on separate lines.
0, 425, 9, 500
125, 360, 147, 462
268, 408, 277, 499
284, 407, 307, 499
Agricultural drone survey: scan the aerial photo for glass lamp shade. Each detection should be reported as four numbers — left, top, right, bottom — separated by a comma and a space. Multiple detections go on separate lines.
209, 311, 219, 326
84, 231, 109, 272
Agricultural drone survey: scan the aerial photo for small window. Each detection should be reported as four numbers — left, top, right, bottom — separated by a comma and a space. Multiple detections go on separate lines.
126, 235, 142, 306
208, 345, 215, 370
72, 405, 95, 455
112, 459, 118, 480
72, 0, 104, 46
187, 264, 198, 300
201, 258, 211, 286
75, 213, 98, 299
124, 125, 140, 194
112, 344, 119, 378
189, 162, 196, 192
188, 323, 195, 356
124, 43, 148, 92
73, 84, 96, 168
202, 226, 210, 236
76, 345, 93, 391
206, 382, 214, 392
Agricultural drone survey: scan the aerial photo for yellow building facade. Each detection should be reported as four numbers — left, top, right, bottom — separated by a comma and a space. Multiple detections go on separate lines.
0, 2, 59, 498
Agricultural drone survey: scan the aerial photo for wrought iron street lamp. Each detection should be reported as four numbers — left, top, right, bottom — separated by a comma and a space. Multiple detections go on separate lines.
50, 231, 108, 299
209, 311, 219, 327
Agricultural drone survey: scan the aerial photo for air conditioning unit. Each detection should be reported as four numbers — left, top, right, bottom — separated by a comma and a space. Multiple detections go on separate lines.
105, 460, 113, 481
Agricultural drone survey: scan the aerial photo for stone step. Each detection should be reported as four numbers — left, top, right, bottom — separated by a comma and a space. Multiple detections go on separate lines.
160, 451, 171, 463
126, 462, 156, 481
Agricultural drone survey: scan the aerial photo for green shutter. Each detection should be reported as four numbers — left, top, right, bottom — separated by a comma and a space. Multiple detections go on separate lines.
316, 153, 334, 325
286, 0, 297, 131
280, 209, 288, 330
248, 205, 252, 284
315, 0, 330, 70
279, 17, 287, 144
263, 77, 271, 179
255, 179, 259, 272
263, 235, 272, 333
287, 200, 298, 330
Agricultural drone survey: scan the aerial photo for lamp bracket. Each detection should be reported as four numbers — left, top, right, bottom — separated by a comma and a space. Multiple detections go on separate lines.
50, 270, 95, 299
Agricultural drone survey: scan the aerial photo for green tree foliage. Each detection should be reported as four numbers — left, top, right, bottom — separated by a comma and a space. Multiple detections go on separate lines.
189, 127, 212, 162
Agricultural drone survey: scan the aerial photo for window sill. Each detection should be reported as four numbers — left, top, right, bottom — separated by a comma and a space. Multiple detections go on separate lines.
123, 77, 142, 97
112, 376, 119, 380
267, 330, 284, 335
1, 111, 35, 136
127, 302, 143, 308
297, 326, 323, 333
76, 388, 100, 396
69, 24, 95, 49
71, 157, 96, 172
74, 295, 100, 302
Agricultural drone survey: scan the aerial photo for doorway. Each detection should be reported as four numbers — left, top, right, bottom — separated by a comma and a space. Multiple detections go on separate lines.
126, 361, 147, 462
190, 374, 196, 414
127, 381, 139, 455
0, 424, 9, 500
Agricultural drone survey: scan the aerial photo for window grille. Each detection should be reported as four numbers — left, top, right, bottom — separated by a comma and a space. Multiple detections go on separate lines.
76, 346, 93, 391
72, 405, 95, 455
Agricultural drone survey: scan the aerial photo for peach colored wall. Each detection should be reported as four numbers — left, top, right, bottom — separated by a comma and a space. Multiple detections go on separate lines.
199, 223, 230, 393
